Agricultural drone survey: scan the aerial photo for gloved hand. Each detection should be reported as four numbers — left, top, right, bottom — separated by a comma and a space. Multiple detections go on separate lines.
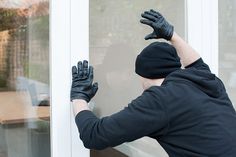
140, 9, 174, 40
70, 60, 98, 102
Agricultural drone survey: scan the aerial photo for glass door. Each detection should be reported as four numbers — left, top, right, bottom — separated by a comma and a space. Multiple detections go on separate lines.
89, 0, 186, 156
0, 1, 50, 157
218, 0, 236, 108
0, 0, 94, 157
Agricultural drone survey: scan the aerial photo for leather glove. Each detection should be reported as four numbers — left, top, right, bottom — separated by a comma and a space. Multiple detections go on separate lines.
70, 60, 98, 102
140, 9, 174, 40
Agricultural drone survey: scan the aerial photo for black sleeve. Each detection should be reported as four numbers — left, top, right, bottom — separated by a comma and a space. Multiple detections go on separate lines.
75, 88, 168, 150
185, 58, 211, 72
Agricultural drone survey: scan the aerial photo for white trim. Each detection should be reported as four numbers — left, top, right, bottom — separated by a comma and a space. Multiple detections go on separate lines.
115, 137, 168, 157
70, 0, 90, 157
50, 0, 72, 156
186, 0, 218, 75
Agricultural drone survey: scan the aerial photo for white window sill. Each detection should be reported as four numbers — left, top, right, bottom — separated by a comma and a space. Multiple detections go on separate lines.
114, 137, 169, 157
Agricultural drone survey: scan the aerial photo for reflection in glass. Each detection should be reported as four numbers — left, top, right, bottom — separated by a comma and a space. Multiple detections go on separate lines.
90, 0, 185, 156
0, 1, 50, 157
219, 0, 236, 108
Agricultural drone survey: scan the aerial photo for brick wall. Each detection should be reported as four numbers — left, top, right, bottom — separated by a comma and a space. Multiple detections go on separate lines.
0, 27, 29, 90
0, 30, 10, 88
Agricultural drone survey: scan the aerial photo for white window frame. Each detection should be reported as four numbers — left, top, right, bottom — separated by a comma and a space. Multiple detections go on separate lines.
70, 0, 90, 157
50, 0, 219, 157
51, 0, 89, 156
186, 0, 218, 75
51, 0, 72, 156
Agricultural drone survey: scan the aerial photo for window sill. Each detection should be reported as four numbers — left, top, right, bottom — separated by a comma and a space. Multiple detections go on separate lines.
114, 137, 169, 157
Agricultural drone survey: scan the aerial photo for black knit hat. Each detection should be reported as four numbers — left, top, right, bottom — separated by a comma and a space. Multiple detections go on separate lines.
135, 42, 181, 79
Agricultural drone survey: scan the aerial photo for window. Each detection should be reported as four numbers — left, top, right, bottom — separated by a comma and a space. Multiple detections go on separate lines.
89, 1, 185, 156
219, 0, 236, 108
0, 1, 50, 156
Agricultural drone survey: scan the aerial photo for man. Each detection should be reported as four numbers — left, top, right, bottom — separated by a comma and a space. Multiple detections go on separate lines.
70, 9, 236, 157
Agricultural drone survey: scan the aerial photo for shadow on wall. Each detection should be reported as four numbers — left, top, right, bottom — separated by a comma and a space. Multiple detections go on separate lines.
92, 42, 141, 117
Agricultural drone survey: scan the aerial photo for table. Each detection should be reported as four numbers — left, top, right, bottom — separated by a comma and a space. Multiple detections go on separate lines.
0, 91, 50, 157
0, 91, 50, 125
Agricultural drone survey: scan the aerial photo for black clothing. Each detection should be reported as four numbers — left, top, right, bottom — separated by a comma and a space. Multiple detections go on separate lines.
75, 58, 236, 157
71, 60, 98, 102
140, 9, 174, 40
135, 42, 181, 79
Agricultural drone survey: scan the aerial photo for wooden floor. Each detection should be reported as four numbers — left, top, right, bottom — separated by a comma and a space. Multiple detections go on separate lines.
91, 148, 127, 157
0, 151, 7, 157
0, 149, 126, 157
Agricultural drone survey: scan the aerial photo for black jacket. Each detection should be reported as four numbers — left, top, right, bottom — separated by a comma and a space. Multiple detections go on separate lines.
75, 58, 236, 157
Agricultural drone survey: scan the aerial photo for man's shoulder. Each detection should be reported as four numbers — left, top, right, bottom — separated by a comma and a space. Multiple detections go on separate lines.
128, 87, 167, 114
185, 58, 211, 72
142, 85, 172, 103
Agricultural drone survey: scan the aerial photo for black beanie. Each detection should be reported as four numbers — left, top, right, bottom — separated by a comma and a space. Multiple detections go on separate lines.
135, 42, 181, 79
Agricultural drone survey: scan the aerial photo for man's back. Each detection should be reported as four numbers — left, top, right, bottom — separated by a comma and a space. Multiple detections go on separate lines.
154, 58, 236, 156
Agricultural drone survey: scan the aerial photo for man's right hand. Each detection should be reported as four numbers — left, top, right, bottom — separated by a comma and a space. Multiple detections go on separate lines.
140, 9, 174, 40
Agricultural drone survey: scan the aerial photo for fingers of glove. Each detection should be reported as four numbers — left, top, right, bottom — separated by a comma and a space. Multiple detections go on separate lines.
141, 13, 156, 22
88, 66, 94, 80
92, 82, 98, 95
144, 11, 159, 18
77, 61, 83, 77
150, 9, 163, 17
140, 19, 153, 26
145, 32, 156, 40
72, 66, 77, 78
83, 60, 89, 77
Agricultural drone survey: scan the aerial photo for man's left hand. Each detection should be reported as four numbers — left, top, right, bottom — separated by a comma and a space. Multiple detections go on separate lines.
70, 60, 98, 102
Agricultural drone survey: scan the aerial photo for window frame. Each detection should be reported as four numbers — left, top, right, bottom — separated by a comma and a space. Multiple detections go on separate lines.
51, 0, 90, 156
186, 0, 218, 75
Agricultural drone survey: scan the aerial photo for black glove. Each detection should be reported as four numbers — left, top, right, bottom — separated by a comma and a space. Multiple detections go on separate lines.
140, 9, 174, 40
70, 60, 98, 102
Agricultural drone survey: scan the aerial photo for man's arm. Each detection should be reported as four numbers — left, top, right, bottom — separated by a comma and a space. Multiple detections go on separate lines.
72, 99, 90, 116
70, 60, 98, 116
140, 9, 200, 67
74, 87, 168, 150
170, 32, 200, 67
70, 62, 168, 150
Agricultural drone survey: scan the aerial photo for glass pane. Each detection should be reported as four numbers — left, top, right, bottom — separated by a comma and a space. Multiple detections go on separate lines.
219, 0, 236, 108
89, 0, 185, 156
0, 1, 50, 157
